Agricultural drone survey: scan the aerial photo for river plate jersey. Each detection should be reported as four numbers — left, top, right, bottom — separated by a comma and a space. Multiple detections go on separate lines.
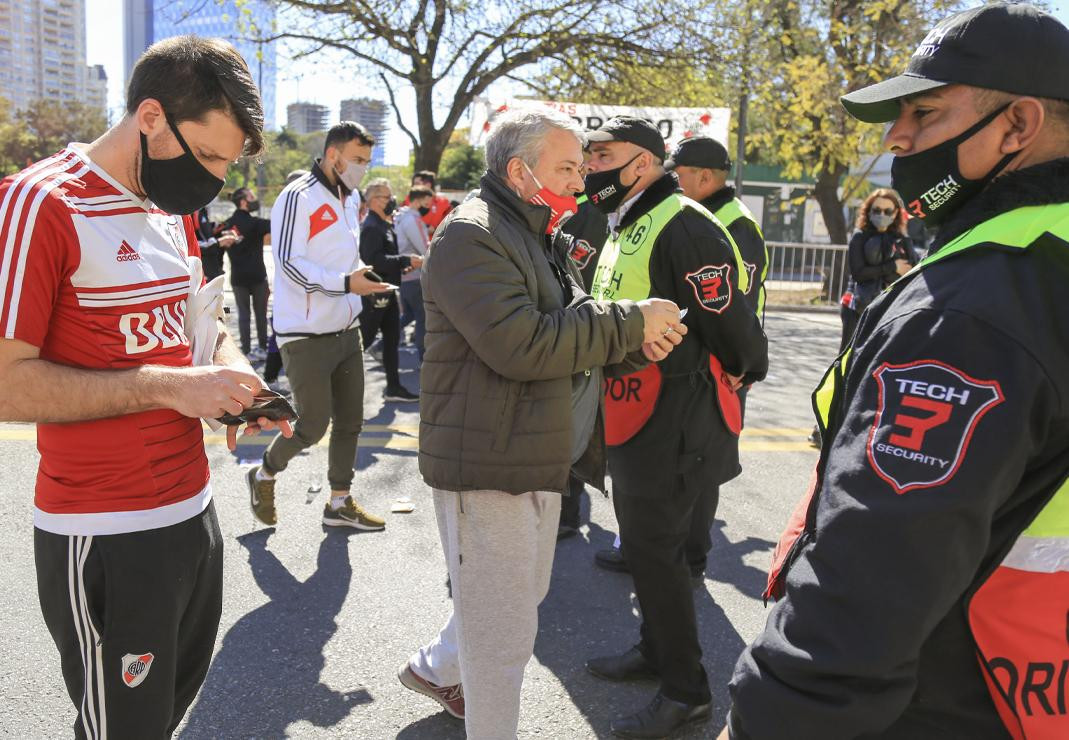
0, 146, 211, 536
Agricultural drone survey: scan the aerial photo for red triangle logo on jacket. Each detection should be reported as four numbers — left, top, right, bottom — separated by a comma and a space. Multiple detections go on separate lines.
309, 203, 338, 239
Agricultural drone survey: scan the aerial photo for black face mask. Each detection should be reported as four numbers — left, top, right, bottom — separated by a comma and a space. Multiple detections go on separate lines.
891, 103, 1015, 226
418, 205, 431, 216
246, 199, 261, 213
139, 115, 226, 215
583, 153, 642, 214
384, 198, 398, 216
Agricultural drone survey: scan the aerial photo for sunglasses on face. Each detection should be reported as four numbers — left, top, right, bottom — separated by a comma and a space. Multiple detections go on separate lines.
870, 207, 898, 216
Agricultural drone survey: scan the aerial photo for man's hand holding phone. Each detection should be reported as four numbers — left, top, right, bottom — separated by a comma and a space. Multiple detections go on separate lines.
348, 267, 399, 295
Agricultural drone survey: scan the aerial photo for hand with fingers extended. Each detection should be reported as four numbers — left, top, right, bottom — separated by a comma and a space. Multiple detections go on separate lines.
227, 416, 294, 452
349, 266, 399, 296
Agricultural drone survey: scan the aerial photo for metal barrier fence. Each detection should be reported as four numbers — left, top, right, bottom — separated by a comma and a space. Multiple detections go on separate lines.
764, 241, 849, 309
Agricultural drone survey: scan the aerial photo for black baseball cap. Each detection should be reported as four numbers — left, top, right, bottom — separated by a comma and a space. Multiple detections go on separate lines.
586, 116, 667, 158
842, 3, 1069, 123
665, 137, 732, 171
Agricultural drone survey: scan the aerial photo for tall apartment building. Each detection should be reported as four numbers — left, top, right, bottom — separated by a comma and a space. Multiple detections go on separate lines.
0, 0, 88, 111
123, 0, 277, 130
340, 97, 389, 167
85, 62, 106, 116
287, 102, 329, 135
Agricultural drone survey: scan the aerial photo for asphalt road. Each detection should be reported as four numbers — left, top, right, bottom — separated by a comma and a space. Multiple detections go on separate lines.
0, 311, 841, 739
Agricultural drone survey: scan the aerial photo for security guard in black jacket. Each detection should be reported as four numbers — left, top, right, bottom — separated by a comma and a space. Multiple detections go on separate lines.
668, 136, 769, 581
580, 117, 768, 738
725, 4, 1069, 739
667, 137, 767, 320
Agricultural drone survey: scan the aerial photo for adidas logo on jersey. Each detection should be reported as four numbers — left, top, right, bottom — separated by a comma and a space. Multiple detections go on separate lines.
116, 240, 140, 262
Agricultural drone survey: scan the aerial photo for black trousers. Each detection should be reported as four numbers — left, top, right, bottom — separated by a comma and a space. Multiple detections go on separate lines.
359, 294, 401, 389
233, 280, 269, 353
614, 481, 711, 706
35, 503, 223, 739
683, 484, 720, 574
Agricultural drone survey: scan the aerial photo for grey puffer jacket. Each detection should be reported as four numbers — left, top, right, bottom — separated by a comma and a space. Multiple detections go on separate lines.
419, 171, 646, 494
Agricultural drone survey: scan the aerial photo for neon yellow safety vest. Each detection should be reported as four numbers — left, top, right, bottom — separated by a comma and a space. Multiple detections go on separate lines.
806, 202, 1069, 739
590, 193, 748, 304
714, 197, 768, 317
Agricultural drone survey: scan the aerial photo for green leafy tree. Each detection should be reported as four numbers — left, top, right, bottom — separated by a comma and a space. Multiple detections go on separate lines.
0, 99, 106, 175
438, 129, 485, 191
751, 0, 961, 244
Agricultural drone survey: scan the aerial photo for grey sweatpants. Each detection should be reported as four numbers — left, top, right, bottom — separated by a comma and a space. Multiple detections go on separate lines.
262, 328, 364, 491
411, 489, 561, 739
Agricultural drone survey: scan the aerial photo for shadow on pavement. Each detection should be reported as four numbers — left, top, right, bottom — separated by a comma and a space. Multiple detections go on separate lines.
396, 712, 467, 740
180, 529, 371, 739
533, 508, 769, 738
704, 519, 775, 599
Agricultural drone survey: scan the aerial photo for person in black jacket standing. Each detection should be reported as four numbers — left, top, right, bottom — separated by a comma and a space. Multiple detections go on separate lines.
225, 187, 271, 358
581, 117, 768, 738
840, 188, 915, 350
725, 5, 1069, 739
360, 178, 422, 402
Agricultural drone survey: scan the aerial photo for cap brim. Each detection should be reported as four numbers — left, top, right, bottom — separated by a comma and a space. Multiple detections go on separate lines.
841, 74, 948, 123
585, 130, 619, 142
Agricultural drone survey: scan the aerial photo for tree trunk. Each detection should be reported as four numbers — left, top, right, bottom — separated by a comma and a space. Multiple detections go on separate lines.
412, 133, 449, 174
813, 165, 848, 244
734, 91, 748, 194
813, 164, 849, 301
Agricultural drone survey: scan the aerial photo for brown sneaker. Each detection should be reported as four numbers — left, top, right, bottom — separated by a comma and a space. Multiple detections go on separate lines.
247, 466, 277, 525
398, 662, 464, 719
322, 496, 385, 530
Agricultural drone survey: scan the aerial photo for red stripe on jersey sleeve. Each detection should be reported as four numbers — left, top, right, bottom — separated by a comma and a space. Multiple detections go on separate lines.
0, 158, 81, 347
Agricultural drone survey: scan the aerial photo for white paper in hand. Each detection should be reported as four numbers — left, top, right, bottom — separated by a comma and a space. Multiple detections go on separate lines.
184, 257, 226, 431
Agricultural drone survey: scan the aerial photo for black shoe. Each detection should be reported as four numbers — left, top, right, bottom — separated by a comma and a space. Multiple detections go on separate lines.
557, 525, 579, 541
610, 692, 711, 739
586, 647, 658, 682
384, 386, 419, 402
595, 546, 630, 573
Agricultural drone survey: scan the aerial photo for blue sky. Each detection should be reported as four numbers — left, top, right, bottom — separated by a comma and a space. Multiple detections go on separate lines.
86, 0, 1069, 166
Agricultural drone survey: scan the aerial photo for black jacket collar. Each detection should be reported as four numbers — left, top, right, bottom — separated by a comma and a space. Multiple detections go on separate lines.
701, 185, 737, 215
617, 172, 682, 232
931, 157, 1069, 252
312, 158, 351, 200
363, 210, 392, 232
479, 171, 551, 236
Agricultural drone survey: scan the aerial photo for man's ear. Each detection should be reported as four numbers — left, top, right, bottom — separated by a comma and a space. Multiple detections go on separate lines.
505, 157, 528, 192
135, 98, 166, 137
1002, 97, 1046, 154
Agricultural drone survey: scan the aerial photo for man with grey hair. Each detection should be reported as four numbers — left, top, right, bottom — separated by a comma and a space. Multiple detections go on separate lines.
397, 108, 688, 737
360, 177, 421, 401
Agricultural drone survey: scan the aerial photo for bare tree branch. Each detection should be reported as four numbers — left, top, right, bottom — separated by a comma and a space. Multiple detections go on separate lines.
380, 72, 421, 154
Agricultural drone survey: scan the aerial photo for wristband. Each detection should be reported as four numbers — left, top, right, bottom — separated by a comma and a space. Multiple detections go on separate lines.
344, 274, 351, 293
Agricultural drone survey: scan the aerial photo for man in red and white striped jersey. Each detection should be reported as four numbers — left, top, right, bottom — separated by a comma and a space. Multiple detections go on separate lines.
0, 36, 291, 738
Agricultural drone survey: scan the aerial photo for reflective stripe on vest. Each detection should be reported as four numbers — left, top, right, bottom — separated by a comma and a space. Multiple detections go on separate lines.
590, 193, 748, 303
714, 197, 768, 317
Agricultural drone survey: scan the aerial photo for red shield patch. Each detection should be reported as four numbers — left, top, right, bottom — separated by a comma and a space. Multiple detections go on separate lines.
684, 264, 733, 313
868, 360, 1003, 494
309, 203, 338, 239
568, 239, 597, 270
121, 652, 155, 688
